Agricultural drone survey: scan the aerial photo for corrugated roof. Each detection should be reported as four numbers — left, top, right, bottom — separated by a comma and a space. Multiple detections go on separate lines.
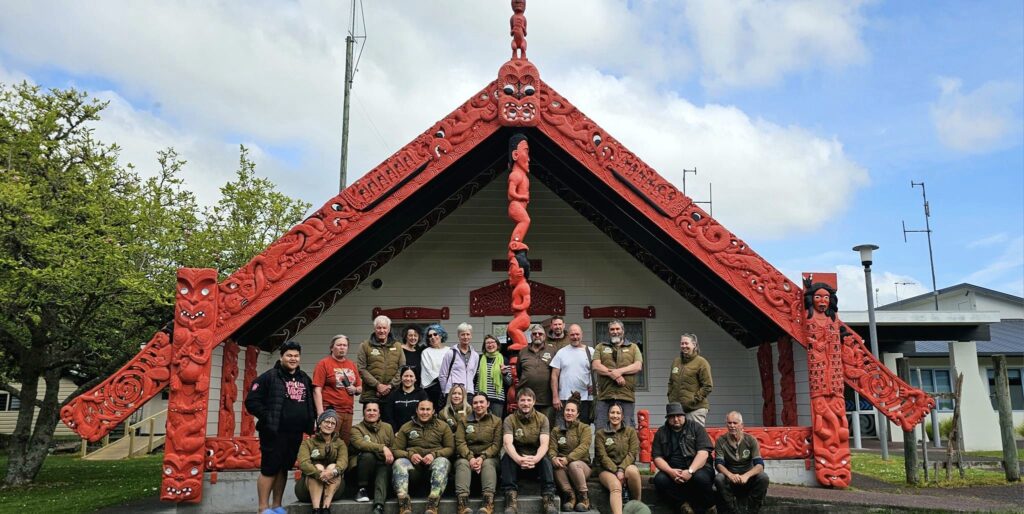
880, 283, 1023, 311
914, 319, 1024, 354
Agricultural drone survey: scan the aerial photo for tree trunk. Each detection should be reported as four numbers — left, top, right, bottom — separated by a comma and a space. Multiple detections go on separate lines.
3, 366, 62, 486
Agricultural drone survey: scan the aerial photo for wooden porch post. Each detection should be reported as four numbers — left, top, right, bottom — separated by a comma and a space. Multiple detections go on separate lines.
218, 340, 239, 438
757, 342, 776, 426
241, 345, 260, 437
161, 268, 219, 503
777, 337, 798, 426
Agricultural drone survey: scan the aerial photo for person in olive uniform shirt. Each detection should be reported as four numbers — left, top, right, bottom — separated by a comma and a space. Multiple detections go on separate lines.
517, 324, 557, 423
592, 320, 643, 429
595, 403, 642, 514
714, 411, 769, 514
501, 387, 558, 514
392, 399, 455, 514
357, 315, 406, 426
667, 333, 713, 426
454, 392, 503, 514
349, 402, 394, 514
548, 394, 593, 512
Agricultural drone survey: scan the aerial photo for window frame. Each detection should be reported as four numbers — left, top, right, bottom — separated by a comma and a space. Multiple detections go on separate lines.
592, 319, 648, 391
985, 366, 1024, 411
909, 368, 954, 411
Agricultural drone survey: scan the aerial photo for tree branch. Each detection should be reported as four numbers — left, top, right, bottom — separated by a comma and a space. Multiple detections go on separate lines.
0, 383, 45, 409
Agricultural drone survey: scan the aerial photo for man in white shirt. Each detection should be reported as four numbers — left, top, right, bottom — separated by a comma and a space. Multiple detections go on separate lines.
549, 324, 594, 426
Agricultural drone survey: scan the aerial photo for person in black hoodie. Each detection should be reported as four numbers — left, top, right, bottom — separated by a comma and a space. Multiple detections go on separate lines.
245, 341, 316, 514
386, 366, 428, 433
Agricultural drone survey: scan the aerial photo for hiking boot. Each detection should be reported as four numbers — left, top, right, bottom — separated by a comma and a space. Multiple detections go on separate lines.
397, 495, 413, 514
680, 502, 695, 514
542, 493, 559, 514
457, 494, 472, 514
478, 492, 496, 514
560, 490, 576, 511
425, 495, 442, 514
573, 491, 590, 512
503, 490, 519, 514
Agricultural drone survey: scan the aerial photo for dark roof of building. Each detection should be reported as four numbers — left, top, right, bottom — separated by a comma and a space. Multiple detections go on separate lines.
913, 319, 1024, 355
880, 283, 1023, 311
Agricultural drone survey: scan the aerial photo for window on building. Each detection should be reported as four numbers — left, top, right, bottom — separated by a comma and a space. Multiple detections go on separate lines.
909, 369, 954, 411
986, 368, 1024, 411
593, 319, 647, 390
0, 391, 9, 411
9, 394, 20, 410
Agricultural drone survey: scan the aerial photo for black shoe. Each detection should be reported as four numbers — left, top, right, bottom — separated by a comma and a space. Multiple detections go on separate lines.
355, 487, 371, 502
372, 505, 385, 514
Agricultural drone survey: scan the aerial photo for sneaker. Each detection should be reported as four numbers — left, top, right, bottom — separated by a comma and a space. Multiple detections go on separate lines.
355, 488, 371, 502
272, 508, 287, 514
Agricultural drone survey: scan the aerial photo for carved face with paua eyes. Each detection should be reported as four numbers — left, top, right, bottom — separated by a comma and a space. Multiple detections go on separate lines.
496, 59, 539, 127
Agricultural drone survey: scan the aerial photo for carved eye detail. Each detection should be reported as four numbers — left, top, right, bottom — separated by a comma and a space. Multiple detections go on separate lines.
691, 212, 702, 222
592, 134, 602, 146
523, 85, 535, 96
503, 84, 515, 95
435, 129, 446, 138
331, 203, 343, 211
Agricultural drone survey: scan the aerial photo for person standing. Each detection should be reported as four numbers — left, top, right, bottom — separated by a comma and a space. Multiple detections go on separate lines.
296, 410, 348, 514
518, 324, 556, 423
401, 325, 423, 380
420, 324, 450, 410
651, 403, 715, 514
500, 387, 559, 514
357, 315, 406, 426
667, 333, 713, 426
478, 334, 513, 417
550, 324, 594, 426
312, 334, 362, 442
454, 392, 503, 514
549, 394, 593, 512
714, 411, 769, 514
350, 402, 394, 514
392, 399, 455, 514
439, 322, 481, 398
244, 341, 316, 514
592, 320, 643, 429
595, 403, 642, 514
547, 316, 569, 351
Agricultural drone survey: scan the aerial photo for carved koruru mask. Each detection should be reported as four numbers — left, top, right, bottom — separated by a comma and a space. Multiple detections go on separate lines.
496, 60, 539, 127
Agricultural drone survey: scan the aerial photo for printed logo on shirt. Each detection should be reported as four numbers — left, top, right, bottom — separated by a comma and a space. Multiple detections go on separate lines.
371, 348, 381, 356
672, 367, 679, 374
602, 347, 612, 354
333, 368, 356, 388
466, 425, 476, 434
605, 437, 615, 446
742, 449, 750, 458
311, 449, 321, 458
558, 436, 567, 445
251, 383, 259, 391
409, 430, 421, 440
515, 428, 524, 438
285, 380, 307, 401
363, 434, 371, 442
542, 352, 551, 361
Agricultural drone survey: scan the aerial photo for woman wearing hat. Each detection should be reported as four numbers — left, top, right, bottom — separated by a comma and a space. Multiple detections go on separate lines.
595, 402, 642, 514
297, 409, 349, 514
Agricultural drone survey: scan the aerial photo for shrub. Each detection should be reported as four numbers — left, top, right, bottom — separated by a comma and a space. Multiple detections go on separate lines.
925, 417, 956, 443
1016, 421, 1024, 439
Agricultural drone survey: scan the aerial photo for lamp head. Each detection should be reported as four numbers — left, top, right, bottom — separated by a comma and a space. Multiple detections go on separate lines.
852, 244, 879, 266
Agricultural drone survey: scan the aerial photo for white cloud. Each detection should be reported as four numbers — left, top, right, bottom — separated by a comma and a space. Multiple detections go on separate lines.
966, 232, 1009, 249
931, 76, 1023, 153
962, 236, 1024, 286
682, 0, 869, 90
836, 264, 928, 311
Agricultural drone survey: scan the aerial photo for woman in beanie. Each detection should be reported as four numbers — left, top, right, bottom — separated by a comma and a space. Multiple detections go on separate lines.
297, 409, 349, 514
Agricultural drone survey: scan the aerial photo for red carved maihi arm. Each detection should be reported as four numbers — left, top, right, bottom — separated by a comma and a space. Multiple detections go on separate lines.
60, 327, 173, 441
839, 323, 935, 432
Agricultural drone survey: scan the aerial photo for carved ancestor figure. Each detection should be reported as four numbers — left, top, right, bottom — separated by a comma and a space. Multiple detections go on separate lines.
508, 136, 531, 253
637, 409, 654, 466
510, 0, 527, 59
803, 278, 851, 488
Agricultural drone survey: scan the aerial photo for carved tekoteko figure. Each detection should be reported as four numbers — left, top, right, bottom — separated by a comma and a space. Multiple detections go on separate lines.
510, 0, 527, 59
803, 277, 851, 488
508, 135, 531, 253
637, 409, 654, 466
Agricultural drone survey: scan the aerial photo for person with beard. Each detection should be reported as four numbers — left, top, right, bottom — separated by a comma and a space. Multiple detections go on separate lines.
517, 324, 556, 424
651, 403, 715, 514
501, 387, 559, 514
357, 315, 406, 426
245, 341, 316, 514
350, 402, 395, 514
546, 316, 569, 351
550, 324, 595, 427
592, 320, 643, 429
667, 333, 713, 426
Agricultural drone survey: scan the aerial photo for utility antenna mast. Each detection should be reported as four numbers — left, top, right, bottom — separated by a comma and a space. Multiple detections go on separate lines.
339, 0, 367, 191
682, 167, 714, 217
902, 181, 939, 310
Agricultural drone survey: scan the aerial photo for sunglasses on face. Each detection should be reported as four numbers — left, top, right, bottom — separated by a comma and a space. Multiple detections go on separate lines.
428, 333, 440, 338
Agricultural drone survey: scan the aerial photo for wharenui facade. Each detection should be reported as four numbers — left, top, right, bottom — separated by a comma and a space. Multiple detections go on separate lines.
61, 1, 934, 504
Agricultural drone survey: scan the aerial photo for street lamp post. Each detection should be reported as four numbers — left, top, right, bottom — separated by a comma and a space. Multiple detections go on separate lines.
854, 244, 889, 460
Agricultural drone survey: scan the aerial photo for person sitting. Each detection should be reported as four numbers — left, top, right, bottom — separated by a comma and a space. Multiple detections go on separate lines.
596, 403, 642, 514
454, 392, 503, 514
349, 402, 394, 514
714, 411, 769, 514
392, 399, 455, 514
387, 366, 428, 432
438, 383, 470, 432
651, 403, 715, 514
296, 410, 348, 514
549, 393, 593, 512
500, 387, 559, 514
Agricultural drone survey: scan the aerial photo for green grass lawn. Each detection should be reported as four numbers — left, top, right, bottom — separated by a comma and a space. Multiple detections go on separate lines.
963, 449, 1024, 460
0, 453, 163, 514
851, 452, 1011, 488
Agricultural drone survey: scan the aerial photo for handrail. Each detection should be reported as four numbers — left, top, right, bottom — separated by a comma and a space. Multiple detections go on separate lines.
128, 408, 167, 457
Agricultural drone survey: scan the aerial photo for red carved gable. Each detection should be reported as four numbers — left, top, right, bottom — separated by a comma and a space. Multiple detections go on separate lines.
470, 279, 565, 317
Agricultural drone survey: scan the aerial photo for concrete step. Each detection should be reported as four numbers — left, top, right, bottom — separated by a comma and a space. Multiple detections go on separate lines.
285, 497, 600, 514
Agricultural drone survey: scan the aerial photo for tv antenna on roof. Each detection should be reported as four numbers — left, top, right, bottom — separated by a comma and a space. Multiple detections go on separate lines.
902, 181, 939, 310
339, 0, 368, 191
682, 167, 714, 217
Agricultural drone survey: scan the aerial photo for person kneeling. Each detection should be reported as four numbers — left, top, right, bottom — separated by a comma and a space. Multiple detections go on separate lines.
596, 403, 642, 514
500, 387, 558, 514
549, 394, 593, 512
392, 399, 454, 514
713, 411, 769, 514
297, 410, 348, 514
454, 392, 503, 514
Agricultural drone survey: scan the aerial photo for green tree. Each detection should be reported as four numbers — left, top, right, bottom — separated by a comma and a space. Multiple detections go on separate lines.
0, 83, 310, 486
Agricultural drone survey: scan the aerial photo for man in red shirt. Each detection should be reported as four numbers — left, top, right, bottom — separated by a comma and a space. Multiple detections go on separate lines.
313, 334, 362, 443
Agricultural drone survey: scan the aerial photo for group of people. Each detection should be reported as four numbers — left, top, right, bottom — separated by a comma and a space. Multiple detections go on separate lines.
244, 315, 770, 514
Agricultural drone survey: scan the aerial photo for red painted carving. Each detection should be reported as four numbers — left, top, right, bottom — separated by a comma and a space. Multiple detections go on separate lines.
840, 325, 935, 431
777, 337, 798, 426
469, 279, 565, 317
507, 136, 533, 351
205, 436, 261, 471
60, 328, 172, 442
803, 277, 851, 488
705, 427, 813, 460
508, 258, 531, 352
492, 258, 542, 272
162, 268, 220, 503
637, 409, 653, 463
372, 306, 450, 321
757, 342, 776, 427
241, 345, 259, 437
218, 340, 239, 438
582, 306, 656, 319
510, 0, 527, 59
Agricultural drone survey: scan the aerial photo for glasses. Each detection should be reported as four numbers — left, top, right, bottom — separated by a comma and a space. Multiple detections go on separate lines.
428, 333, 440, 338
321, 419, 337, 425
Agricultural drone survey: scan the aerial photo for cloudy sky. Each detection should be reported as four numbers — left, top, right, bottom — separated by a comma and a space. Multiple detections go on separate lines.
1, 0, 1021, 310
